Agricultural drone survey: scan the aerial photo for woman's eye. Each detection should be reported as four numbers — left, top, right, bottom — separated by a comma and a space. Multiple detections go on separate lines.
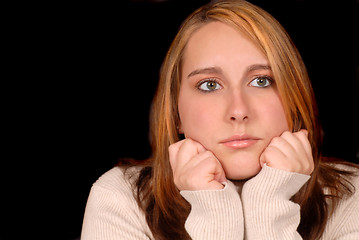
249, 76, 273, 88
198, 80, 222, 92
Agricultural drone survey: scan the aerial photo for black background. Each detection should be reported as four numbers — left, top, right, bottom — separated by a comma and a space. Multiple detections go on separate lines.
3, 0, 358, 239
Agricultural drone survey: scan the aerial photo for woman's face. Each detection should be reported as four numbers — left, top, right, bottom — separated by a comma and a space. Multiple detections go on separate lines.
178, 21, 289, 180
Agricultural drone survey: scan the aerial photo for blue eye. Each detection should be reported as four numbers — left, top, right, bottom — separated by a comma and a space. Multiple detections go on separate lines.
249, 76, 273, 88
197, 79, 222, 92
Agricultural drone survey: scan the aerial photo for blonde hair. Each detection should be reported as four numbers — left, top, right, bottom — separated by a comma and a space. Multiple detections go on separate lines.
121, 1, 357, 239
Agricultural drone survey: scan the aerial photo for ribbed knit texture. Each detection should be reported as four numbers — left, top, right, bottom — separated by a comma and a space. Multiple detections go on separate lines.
241, 165, 310, 239
181, 181, 244, 239
81, 164, 359, 239
81, 167, 154, 240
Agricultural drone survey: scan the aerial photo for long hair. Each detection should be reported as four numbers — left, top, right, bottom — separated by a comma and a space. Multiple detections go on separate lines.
121, 1, 358, 239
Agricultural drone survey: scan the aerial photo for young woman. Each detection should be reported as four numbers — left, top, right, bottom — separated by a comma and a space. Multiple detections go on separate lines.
81, 0, 359, 239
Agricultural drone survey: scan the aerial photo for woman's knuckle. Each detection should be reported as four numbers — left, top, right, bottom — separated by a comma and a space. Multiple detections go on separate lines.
270, 137, 281, 145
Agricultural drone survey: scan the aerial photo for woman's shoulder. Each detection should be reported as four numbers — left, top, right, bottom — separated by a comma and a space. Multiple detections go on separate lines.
327, 162, 359, 200
82, 166, 154, 239
340, 162, 359, 197
322, 162, 359, 238
92, 165, 144, 195
331, 161, 359, 185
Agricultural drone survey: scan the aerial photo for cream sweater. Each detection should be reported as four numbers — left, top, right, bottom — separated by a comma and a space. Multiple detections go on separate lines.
81, 164, 359, 239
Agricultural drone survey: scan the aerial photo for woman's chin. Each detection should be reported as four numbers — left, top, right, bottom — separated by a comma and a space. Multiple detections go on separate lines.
217, 151, 263, 180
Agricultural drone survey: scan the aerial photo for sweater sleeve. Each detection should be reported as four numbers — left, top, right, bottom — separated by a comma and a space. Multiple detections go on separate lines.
180, 181, 244, 239
241, 164, 310, 240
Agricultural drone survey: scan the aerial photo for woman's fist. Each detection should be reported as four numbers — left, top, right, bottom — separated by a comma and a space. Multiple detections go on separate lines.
169, 138, 227, 191
260, 130, 314, 175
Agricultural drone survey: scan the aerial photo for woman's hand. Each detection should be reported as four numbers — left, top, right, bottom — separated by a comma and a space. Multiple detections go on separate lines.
259, 130, 314, 175
169, 138, 227, 191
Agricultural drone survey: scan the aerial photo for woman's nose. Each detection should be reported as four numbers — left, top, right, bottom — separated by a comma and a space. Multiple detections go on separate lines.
226, 91, 250, 123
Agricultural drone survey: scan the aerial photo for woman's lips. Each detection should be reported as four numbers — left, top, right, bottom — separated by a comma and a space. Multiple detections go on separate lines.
220, 135, 260, 149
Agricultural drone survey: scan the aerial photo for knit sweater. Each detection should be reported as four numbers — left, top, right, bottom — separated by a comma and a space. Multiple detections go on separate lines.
81, 164, 359, 239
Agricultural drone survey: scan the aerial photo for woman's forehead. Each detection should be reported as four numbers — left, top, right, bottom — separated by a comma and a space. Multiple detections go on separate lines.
182, 21, 268, 76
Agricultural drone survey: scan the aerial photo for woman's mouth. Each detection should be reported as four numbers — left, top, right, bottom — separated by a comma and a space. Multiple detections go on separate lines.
220, 134, 261, 149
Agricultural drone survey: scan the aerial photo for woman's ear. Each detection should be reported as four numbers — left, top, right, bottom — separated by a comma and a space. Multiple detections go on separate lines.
177, 123, 184, 134
177, 123, 185, 140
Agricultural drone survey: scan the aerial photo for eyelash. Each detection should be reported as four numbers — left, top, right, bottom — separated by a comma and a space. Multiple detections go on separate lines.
249, 75, 274, 88
195, 78, 222, 93
195, 75, 274, 93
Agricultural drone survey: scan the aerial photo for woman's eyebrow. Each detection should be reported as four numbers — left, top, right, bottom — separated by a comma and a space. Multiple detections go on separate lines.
186, 64, 271, 79
187, 67, 223, 79
246, 64, 271, 73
